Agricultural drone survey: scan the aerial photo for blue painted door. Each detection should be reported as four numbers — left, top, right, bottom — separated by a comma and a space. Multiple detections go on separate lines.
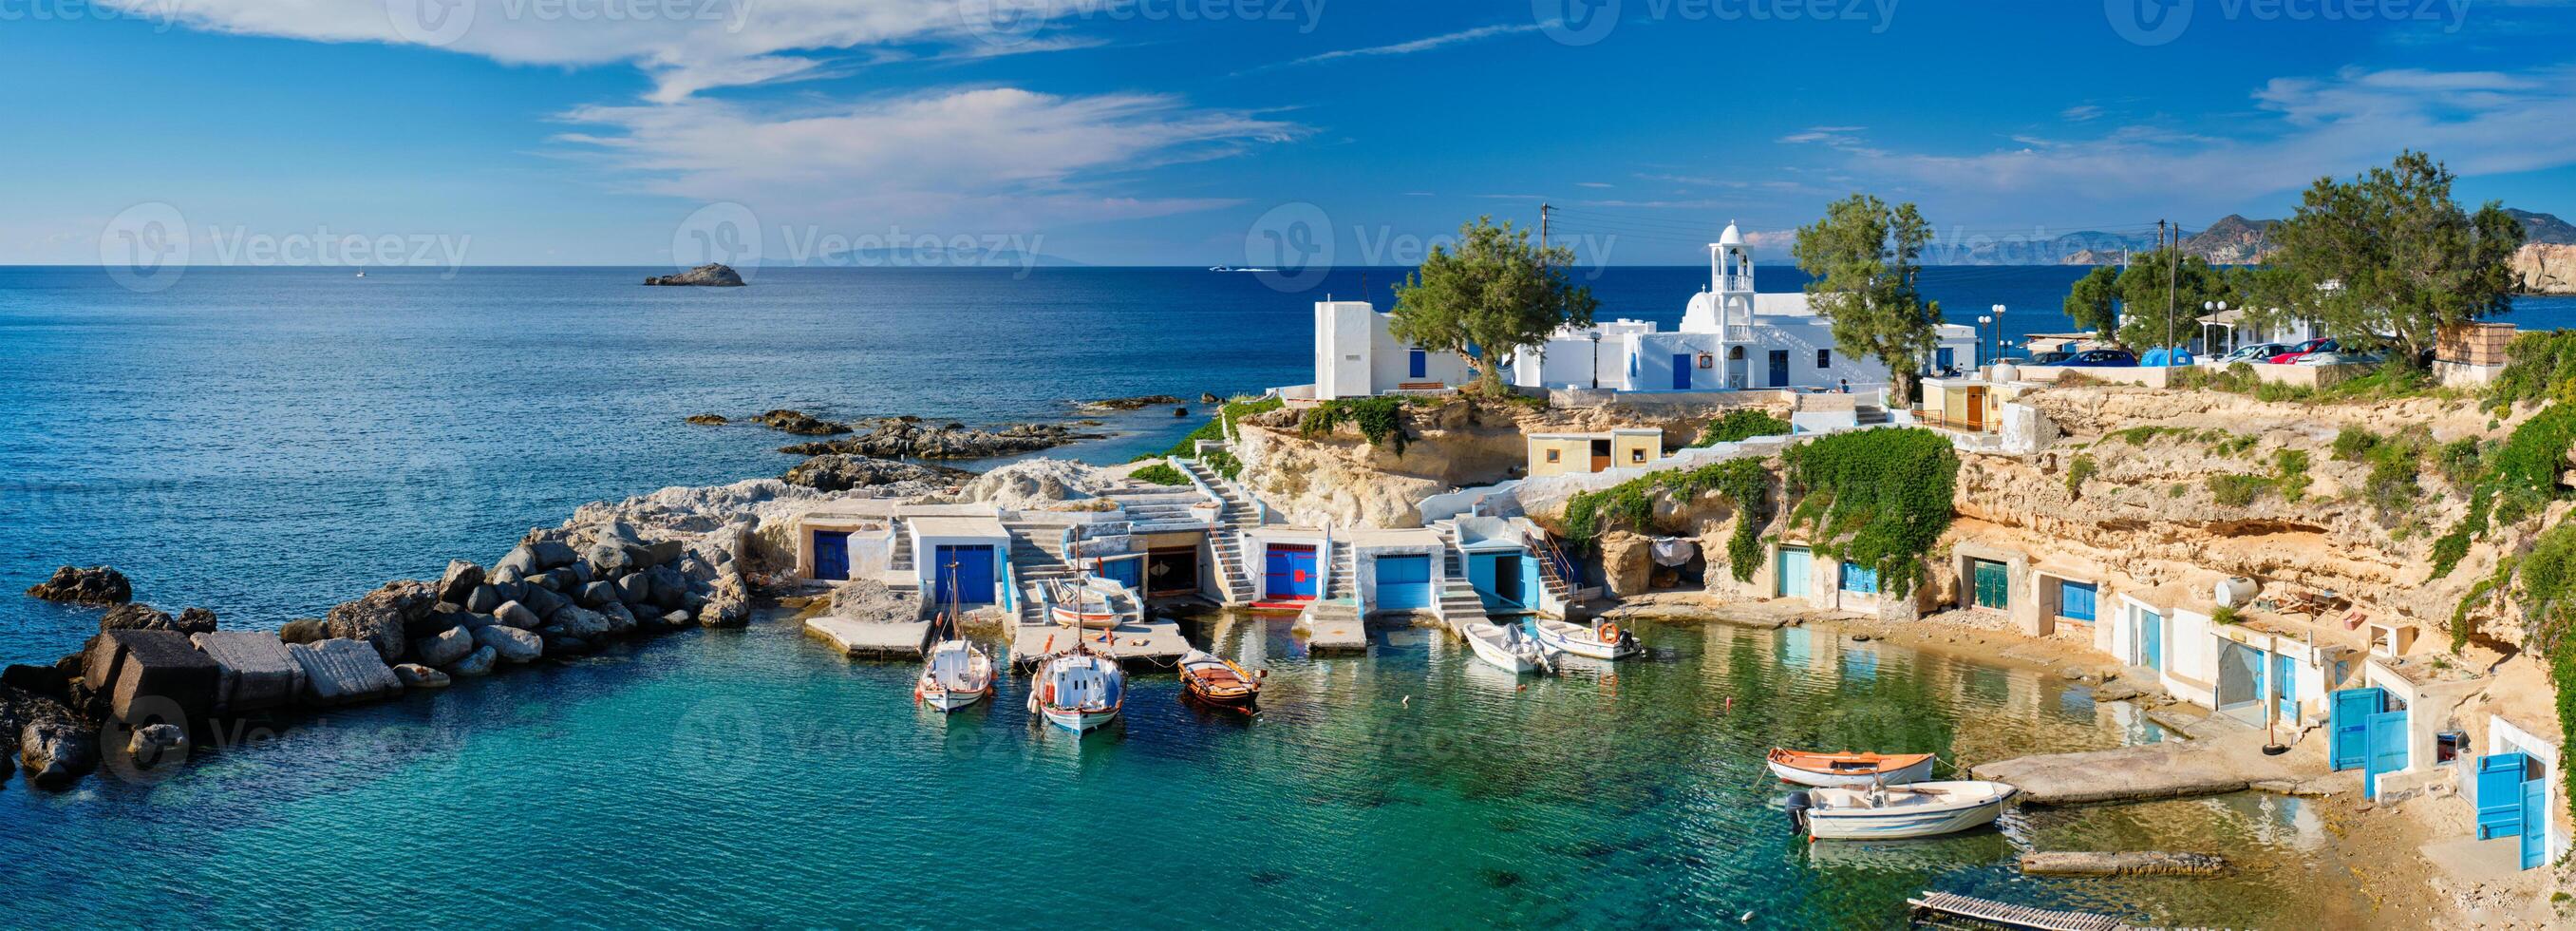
1777, 546, 1812, 598
2478, 753, 2529, 840
2525, 777, 2548, 870
2329, 688, 2384, 770
1408, 349, 1427, 379
1265, 544, 1318, 599
1100, 556, 1141, 591
2365, 708, 2409, 799
1768, 350, 1789, 387
814, 530, 851, 581
1671, 354, 1692, 390
1374, 555, 1431, 611
2272, 653, 2298, 721
1839, 560, 1878, 594
2134, 607, 2163, 670
933, 544, 996, 605
2059, 581, 2096, 621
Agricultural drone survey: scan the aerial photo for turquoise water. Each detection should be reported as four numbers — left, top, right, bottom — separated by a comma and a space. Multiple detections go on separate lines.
0, 612, 2360, 928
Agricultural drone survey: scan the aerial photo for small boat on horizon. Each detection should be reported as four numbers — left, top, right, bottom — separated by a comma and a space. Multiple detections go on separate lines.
1766, 749, 1937, 788
1531, 618, 1640, 659
1028, 645, 1126, 732
1462, 620, 1557, 674
1176, 648, 1262, 712
1788, 780, 2019, 840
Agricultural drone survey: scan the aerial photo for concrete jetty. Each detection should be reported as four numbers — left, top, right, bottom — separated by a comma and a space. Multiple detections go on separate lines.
1010, 618, 1193, 671
1971, 728, 2343, 806
2019, 850, 2228, 877
1292, 599, 1367, 654
805, 617, 931, 658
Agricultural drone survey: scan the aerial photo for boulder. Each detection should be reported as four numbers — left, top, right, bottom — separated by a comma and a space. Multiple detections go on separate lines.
530, 540, 579, 570
577, 580, 618, 609
493, 600, 541, 630
647, 565, 688, 610
324, 580, 437, 662
1599, 532, 1655, 599
585, 542, 634, 577
2, 663, 69, 700
189, 631, 306, 712
287, 638, 404, 706
445, 646, 497, 678
413, 625, 476, 667
97, 603, 174, 633
177, 607, 218, 634
493, 545, 538, 580
463, 583, 502, 614
659, 610, 692, 630
392, 664, 450, 689
82, 628, 219, 726
454, 612, 502, 631
641, 539, 686, 567
24, 564, 132, 605
472, 625, 542, 663
491, 580, 527, 604
128, 722, 187, 762
551, 606, 614, 638
597, 601, 638, 635
279, 618, 328, 644
518, 584, 570, 619
437, 560, 485, 604
414, 610, 470, 638
19, 719, 98, 789
613, 573, 652, 605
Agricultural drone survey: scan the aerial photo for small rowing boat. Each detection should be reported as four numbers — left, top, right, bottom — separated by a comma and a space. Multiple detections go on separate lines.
1766, 749, 1937, 788
1028, 646, 1125, 732
1176, 649, 1262, 711
1530, 618, 1641, 659
1789, 780, 2018, 840
1462, 620, 1556, 674
1044, 576, 1133, 629
914, 638, 995, 712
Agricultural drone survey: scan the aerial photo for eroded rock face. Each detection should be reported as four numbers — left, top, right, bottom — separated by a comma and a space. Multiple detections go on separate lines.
782, 454, 971, 493
1599, 532, 1654, 598
26, 565, 131, 605
2513, 242, 2576, 294
779, 419, 1089, 460
959, 459, 1101, 511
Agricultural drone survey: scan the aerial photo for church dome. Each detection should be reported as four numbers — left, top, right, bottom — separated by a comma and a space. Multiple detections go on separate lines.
1717, 221, 1742, 248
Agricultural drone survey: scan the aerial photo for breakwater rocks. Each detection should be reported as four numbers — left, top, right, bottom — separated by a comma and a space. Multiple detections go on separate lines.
779, 419, 1091, 460
781, 454, 972, 493
643, 263, 745, 286
26, 565, 132, 605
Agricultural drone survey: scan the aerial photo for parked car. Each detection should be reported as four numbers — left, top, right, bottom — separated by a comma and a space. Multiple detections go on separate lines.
2294, 351, 2384, 367
2062, 349, 2139, 368
2219, 342, 2292, 364
2025, 350, 2074, 366
2266, 338, 2338, 365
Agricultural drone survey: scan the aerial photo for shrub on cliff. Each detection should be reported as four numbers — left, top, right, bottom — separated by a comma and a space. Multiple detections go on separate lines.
1779, 428, 1957, 597
1689, 408, 1793, 447
1130, 463, 1189, 486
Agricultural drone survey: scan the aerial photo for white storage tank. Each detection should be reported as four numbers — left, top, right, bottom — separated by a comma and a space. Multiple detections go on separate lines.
2213, 576, 2259, 608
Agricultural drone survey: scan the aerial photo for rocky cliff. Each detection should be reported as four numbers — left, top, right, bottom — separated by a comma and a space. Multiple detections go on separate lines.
2513, 242, 2576, 294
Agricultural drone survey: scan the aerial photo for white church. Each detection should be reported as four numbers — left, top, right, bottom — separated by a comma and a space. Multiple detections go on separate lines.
1307, 223, 1981, 400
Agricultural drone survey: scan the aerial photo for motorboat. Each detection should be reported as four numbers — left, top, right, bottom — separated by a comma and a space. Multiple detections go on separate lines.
1028, 647, 1125, 732
1530, 618, 1641, 659
1462, 620, 1556, 674
914, 638, 995, 712
1766, 749, 1937, 788
1789, 781, 2018, 840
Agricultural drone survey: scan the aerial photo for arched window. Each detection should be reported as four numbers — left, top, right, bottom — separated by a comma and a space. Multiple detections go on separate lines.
1726, 346, 1745, 360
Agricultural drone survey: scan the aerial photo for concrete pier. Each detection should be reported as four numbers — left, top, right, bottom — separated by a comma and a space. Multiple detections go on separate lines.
1010, 618, 1194, 671
1293, 599, 1367, 654
805, 618, 931, 658
1971, 728, 2347, 806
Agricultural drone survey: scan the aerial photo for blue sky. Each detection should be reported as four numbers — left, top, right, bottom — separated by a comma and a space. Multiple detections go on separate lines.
9, 0, 2576, 267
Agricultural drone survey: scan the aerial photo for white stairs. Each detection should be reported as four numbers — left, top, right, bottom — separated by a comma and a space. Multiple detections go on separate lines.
1179, 455, 1267, 605
1430, 521, 1492, 633
1003, 521, 1075, 626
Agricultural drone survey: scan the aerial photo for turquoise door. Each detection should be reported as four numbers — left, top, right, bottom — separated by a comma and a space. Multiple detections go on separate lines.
2525, 777, 2548, 870
814, 530, 851, 581
2478, 753, 2529, 841
2364, 708, 2409, 800
2134, 608, 2163, 670
1374, 555, 1431, 611
2271, 653, 2297, 721
1672, 354, 1692, 390
933, 544, 996, 605
1777, 546, 1811, 598
2059, 581, 2096, 621
2329, 687, 2385, 770
1971, 560, 2008, 609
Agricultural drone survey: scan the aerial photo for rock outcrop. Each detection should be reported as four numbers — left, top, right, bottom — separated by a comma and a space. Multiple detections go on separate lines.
2513, 242, 2576, 294
782, 454, 971, 493
643, 263, 744, 286
25, 565, 131, 605
98, 603, 217, 636
779, 418, 1090, 460
751, 409, 850, 436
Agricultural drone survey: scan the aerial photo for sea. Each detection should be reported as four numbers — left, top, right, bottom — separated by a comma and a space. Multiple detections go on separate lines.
0, 265, 2561, 927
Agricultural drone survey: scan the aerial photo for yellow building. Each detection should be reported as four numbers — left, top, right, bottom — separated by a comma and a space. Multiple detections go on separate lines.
1528, 428, 1664, 477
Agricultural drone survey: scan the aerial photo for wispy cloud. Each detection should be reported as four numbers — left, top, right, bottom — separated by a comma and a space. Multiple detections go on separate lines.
2060, 104, 2103, 122
1777, 125, 1870, 147
1575, 181, 1612, 188
1250, 21, 1551, 72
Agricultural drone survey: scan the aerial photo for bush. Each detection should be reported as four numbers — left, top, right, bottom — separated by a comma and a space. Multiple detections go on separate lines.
2274, 448, 2312, 502
2208, 473, 2270, 507
1130, 463, 1190, 486
1205, 447, 1245, 481
1691, 408, 1793, 447
1163, 395, 1284, 458
1780, 428, 1959, 597
2065, 454, 2097, 499
2330, 427, 2379, 462
2487, 329, 2576, 411
1299, 397, 1410, 453
2437, 438, 2485, 489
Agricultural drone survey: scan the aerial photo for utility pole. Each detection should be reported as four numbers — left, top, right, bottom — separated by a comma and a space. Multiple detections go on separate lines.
2167, 219, 2180, 366
1539, 203, 1551, 258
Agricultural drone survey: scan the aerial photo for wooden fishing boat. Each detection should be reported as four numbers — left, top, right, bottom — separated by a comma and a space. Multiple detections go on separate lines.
1044, 577, 1133, 629
913, 638, 995, 712
1462, 620, 1556, 674
1789, 781, 2018, 840
1766, 749, 1938, 788
1027, 647, 1125, 732
1176, 649, 1262, 710
1530, 618, 1641, 659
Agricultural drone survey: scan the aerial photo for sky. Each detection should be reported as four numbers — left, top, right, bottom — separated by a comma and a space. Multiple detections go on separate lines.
9, 0, 2576, 268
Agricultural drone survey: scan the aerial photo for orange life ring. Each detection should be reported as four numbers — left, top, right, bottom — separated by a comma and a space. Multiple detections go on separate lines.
1597, 623, 1621, 643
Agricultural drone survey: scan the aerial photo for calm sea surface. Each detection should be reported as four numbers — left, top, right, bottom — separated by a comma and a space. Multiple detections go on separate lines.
0, 265, 2554, 927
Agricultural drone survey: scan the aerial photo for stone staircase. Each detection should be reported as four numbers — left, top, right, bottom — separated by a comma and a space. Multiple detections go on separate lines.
1855, 403, 1891, 426
1430, 522, 1493, 632
1325, 542, 1356, 601
1003, 521, 1074, 626
1179, 455, 1266, 605
1528, 532, 1578, 611
1101, 485, 1205, 530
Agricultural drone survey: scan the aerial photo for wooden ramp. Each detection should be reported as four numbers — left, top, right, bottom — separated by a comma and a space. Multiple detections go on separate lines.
1906, 891, 2130, 931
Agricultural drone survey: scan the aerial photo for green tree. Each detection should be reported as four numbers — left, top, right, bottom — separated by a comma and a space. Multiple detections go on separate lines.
2266, 150, 2525, 366
1390, 217, 1599, 392
1792, 194, 1942, 402
2063, 265, 2120, 337
2062, 252, 2242, 350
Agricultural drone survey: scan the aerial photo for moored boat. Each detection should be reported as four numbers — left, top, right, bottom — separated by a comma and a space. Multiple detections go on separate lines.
1044, 576, 1133, 629
1531, 618, 1641, 659
914, 637, 995, 712
1462, 620, 1557, 674
1027, 647, 1125, 732
1766, 749, 1937, 788
1176, 649, 1262, 711
1788, 780, 2018, 840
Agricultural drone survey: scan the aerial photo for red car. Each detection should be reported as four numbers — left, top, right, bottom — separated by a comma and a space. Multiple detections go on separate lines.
2267, 338, 2338, 365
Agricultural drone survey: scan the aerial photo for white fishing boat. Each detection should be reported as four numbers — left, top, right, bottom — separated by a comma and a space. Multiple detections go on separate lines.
914, 638, 995, 712
1027, 647, 1125, 732
1462, 620, 1557, 674
1530, 618, 1640, 659
1790, 781, 2018, 840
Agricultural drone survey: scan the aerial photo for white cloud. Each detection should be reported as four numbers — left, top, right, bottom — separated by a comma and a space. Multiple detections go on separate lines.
2060, 104, 2103, 122
1255, 20, 1551, 71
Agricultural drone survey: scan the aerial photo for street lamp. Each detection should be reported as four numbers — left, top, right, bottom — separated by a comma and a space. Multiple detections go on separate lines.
1988, 304, 2004, 367
2204, 300, 2228, 358
1589, 331, 1602, 390
1976, 314, 1992, 372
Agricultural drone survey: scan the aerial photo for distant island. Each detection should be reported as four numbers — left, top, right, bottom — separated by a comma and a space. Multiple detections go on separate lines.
644, 263, 745, 287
